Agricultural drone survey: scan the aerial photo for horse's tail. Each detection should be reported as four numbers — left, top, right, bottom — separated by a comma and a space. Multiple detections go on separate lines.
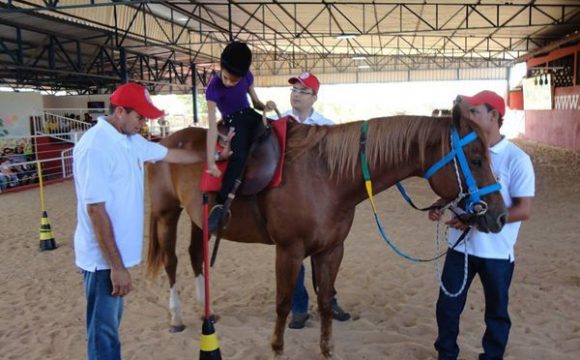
146, 214, 164, 278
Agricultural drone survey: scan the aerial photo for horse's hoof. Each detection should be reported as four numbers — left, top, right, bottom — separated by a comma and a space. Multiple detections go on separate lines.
270, 343, 284, 357
169, 324, 186, 333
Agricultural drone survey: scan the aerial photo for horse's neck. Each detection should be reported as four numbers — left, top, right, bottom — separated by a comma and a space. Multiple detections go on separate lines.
333, 156, 421, 208
334, 118, 446, 207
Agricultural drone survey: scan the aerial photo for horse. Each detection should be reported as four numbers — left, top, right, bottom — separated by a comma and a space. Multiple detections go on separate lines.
145, 99, 507, 358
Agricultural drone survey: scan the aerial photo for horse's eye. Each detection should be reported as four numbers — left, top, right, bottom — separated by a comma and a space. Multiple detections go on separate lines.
471, 159, 482, 168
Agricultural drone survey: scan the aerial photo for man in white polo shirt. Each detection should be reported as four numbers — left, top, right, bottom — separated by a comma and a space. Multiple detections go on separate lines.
280, 71, 334, 126
428, 90, 535, 360
275, 72, 351, 330
73, 82, 204, 360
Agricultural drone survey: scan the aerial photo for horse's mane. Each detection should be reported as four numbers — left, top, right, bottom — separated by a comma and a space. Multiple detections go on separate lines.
286, 116, 452, 179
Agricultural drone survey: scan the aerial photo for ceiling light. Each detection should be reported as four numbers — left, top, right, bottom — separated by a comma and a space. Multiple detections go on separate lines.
336, 34, 357, 40
352, 56, 367, 61
358, 65, 370, 69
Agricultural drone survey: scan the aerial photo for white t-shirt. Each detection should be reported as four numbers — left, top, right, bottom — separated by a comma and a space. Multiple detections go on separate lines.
279, 109, 334, 126
73, 117, 168, 271
449, 137, 535, 262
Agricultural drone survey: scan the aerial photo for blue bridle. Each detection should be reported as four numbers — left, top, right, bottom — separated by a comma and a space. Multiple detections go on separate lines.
421, 127, 501, 214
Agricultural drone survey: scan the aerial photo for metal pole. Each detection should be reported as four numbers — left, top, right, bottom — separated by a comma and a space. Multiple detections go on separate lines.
192, 64, 198, 124
120, 47, 128, 84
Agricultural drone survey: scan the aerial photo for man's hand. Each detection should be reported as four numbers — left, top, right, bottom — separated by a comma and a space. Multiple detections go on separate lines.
110, 267, 132, 297
427, 198, 448, 221
428, 208, 445, 222
265, 100, 277, 112
445, 217, 470, 231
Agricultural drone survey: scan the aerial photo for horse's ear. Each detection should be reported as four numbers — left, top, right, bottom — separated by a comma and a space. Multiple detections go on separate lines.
452, 95, 471, 130
452, 102, 462, 129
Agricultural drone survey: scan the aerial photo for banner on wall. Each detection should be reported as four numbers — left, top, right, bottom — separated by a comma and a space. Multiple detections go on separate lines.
554, 86, 580, 111
0, 113, 33, 151
0, 92, 42, 138
0, 113, 30, 138
522, 74, 553, 110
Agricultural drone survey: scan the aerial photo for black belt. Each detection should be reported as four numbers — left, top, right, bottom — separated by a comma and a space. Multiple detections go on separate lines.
223, 108, 255, 124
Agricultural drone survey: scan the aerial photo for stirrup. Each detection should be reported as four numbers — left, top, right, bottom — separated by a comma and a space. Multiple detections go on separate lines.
208, 205, 231, 233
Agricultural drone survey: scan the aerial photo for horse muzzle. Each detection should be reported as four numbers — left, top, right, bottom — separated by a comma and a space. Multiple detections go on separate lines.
472, 209, 507, 234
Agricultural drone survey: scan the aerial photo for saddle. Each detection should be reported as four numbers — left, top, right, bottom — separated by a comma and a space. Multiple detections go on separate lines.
199, 117, 289, 195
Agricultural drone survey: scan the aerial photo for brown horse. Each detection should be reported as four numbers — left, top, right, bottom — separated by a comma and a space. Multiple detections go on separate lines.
146, 100, 507, 358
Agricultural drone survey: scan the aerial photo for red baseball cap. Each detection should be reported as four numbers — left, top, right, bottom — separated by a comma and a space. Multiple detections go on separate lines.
288, 72, 320, 95
110, 83, 164, 119
460, 90, 505, 117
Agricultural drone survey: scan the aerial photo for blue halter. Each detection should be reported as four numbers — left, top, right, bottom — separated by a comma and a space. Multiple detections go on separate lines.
422, 127, 501, 214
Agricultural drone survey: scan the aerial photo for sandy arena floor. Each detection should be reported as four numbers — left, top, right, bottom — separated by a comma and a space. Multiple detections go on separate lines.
0, 139, 578, 360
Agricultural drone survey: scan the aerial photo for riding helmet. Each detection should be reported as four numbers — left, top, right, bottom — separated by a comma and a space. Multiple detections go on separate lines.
220, 41, 252, 77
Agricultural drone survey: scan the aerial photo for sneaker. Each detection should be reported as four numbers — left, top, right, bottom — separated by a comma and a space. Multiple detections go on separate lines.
208, 205, 225, 233
288, 313, 309, 329
332, 303, 351, 321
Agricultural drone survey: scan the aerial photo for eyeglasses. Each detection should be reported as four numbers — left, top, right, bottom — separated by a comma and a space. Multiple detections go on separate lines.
290, 87, 314, 96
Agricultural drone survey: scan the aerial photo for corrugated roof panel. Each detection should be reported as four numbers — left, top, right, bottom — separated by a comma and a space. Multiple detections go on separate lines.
411, 69, 458, 81
318, 72, 358, 85
459, 67, 507, 80
255, 67, 508, 86
358, 71, 408, 83
254, 74, 292, 87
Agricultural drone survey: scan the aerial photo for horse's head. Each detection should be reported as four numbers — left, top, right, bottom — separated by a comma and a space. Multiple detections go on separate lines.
425, 98, 507, 233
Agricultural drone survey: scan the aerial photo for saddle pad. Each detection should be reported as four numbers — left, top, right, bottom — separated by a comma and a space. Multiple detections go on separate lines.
199, 117, 289, 192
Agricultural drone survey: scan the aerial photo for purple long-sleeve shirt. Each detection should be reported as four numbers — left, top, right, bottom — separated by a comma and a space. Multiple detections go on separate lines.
205, 71, 253, 117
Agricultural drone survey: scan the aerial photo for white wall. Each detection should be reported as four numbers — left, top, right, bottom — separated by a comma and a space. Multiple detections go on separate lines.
0, 92, 44, 137
43, 94, 110, 109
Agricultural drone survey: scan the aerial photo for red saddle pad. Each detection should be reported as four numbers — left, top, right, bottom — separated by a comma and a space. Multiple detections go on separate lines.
199, 117, 289, 192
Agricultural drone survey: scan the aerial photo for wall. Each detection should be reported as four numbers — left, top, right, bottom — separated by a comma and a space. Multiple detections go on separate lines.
0, 92, 43, 139
524, 86, 580, 151
43, 94, 110, 109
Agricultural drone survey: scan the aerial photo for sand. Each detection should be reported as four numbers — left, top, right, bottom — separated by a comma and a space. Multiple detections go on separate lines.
0, 139, 578, 360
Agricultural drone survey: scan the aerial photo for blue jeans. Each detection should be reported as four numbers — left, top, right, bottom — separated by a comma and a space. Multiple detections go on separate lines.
435, 250, 514, 360
0, 174, 8, 190
83, 269, 124, 360
291, 263, 338, 314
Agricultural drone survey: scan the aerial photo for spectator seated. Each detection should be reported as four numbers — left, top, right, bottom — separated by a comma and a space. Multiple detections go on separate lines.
0, 156, 19, 191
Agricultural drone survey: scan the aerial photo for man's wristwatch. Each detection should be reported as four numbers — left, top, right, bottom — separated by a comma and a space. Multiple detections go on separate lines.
213, 151, 221, 161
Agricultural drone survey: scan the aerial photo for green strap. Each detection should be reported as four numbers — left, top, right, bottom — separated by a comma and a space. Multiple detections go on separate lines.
360, 121, 371, 181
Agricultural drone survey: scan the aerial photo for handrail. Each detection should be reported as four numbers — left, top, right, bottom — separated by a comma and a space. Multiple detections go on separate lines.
33, 112, 90, 143
61, 147, 74, 178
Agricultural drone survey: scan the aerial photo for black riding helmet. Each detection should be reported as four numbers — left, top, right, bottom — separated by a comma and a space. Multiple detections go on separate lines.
220, 41, 252, 77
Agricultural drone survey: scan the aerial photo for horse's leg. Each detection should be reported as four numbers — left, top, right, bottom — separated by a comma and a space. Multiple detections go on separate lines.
157, 208, 185, 333
311, 243, 345, 358
188, 222, 205, 307
271, 245, 303, 356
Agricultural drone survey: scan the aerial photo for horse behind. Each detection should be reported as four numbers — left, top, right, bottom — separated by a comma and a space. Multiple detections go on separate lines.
146, 100, 506, 358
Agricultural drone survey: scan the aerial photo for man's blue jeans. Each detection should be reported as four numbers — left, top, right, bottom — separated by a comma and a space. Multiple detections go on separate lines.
0, 174, 8, 191
83, 269, 123, 360
435, 250, 514, 360
291, 263, 338, 314
291, 264, 309, 314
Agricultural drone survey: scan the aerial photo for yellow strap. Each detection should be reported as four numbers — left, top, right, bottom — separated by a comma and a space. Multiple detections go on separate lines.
365, 180, 377, 213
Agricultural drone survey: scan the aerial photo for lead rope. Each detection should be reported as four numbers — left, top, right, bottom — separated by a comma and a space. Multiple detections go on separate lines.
433, 138, 470, 298
435, 219, 470, 297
